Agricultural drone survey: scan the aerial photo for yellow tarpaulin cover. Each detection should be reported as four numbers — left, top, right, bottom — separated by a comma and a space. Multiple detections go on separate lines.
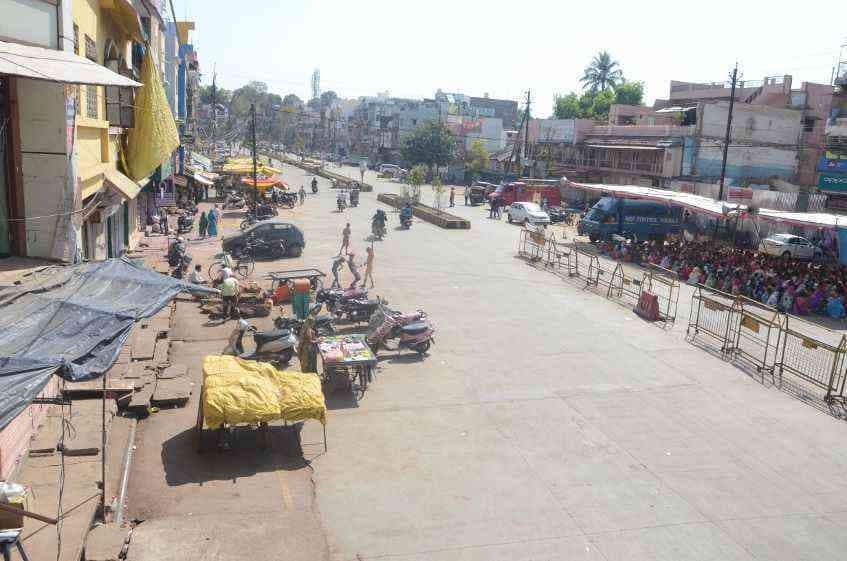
201, 355, 327, 430
126, 55, 180, 181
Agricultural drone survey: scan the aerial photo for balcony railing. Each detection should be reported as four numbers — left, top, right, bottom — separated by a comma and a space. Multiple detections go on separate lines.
589, 125, 695, 137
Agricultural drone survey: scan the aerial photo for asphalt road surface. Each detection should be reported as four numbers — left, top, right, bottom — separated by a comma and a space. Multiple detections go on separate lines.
127, 162, 847, 561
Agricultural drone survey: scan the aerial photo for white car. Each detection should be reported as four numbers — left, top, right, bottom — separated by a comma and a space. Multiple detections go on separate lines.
759, 233, 821, 260
507, 202, 551, 225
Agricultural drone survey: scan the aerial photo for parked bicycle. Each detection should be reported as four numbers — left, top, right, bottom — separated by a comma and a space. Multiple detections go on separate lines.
208, 252, 252, 280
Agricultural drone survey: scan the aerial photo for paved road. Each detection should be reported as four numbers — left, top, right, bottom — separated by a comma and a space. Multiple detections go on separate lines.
130, 163, 847, 561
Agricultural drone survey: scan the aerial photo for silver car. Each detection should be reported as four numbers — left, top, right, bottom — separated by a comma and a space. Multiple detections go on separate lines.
507, 202, 551, 225
758, 233, 821, 260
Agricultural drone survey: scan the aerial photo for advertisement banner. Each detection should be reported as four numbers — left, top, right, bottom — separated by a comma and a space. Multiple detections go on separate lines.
727, 187, 753, 202
819, 172, 847, 192
817, 153, 847, 173
462, 119, 482, 134
537, 119, 575, 144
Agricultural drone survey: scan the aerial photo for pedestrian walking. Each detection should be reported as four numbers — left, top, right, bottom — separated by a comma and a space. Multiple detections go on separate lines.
489, 197, 497, 219
340, 223, 351, 255
464, 185, 470, 206
198, 210, 208, 238
331, 256, 345, 288
362, 246, 375, 288
162, 210, 171, 235
207, 205, 219, 237
298, 185, 306, 205
347, 253, 361, 287
449, 187, 455, 207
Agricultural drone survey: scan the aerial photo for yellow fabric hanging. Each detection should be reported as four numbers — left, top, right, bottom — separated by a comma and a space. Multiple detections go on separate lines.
126, 54, 180, 181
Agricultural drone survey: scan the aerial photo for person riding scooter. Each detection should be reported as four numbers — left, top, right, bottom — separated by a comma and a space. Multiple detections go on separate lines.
400, 204, 413, 229
372, 209, 387, 239
337, 190, 347, 212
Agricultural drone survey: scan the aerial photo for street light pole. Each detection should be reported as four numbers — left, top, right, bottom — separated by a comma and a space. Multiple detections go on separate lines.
251, 103, 258, 210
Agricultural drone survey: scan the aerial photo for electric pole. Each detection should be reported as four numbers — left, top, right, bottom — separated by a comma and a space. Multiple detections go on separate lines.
210, 69, 217, 162
523, 90, 532, 177
717, 64, 738, 201
251, 103, 258, 209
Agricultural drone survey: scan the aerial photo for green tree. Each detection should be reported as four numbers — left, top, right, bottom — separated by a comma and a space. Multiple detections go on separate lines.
589, 89, 617, 119
282, 93, 303, 107
581, 50, 623, 93
320, 90, 338, 108
553, 93, 581, 119
614, 81, 644, 106
466, 140, 489, 175
400, 121, 456, 169
406, 164, 427, 204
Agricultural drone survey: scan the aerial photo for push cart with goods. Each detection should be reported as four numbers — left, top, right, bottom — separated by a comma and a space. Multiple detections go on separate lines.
316, 334, 377, 396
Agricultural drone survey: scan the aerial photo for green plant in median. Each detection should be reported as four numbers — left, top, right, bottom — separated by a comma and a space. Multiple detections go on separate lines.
405, 164, 426, 204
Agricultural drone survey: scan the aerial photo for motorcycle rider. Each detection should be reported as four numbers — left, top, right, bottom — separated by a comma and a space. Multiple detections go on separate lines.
372, 209, 387, 237
336, 189, 347, 212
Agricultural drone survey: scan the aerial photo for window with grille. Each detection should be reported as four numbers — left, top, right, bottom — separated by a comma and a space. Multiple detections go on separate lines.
73, 25, 79, 55
84, 35, 96, 62
86, 85, 98, 118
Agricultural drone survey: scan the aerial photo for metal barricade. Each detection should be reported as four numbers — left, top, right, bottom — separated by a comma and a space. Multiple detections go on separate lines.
517, 228, 546, 261
585, 255, 602, 288
686, 285, 738, 356
640, 265, 680, 323
564, 246, 580, 277
606, 263, 643, 303
777, 318, 847, 403
727, 297, 784, 381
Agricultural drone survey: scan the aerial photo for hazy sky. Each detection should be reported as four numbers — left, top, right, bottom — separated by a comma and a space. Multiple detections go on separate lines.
173, 0, 846, 118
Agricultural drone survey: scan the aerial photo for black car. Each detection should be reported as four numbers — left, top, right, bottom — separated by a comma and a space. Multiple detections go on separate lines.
223, 219, 305, 258
547, 206, 567, 223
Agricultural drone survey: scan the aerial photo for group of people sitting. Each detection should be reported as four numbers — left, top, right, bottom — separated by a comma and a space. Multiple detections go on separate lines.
596, 238, 847, 319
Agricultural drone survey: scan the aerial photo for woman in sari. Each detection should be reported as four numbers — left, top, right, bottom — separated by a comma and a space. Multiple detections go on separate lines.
207, 205, 219, 237
198, 210, 208, 238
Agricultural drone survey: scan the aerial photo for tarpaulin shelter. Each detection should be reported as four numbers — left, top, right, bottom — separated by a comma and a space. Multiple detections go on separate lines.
125, 55, 180, 181
0, 258, 214, 429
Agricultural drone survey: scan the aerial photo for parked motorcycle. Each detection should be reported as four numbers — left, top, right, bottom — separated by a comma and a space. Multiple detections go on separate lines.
240, 205, 277, 230
366, 304, 435, 355
171, 250, 192, 279
224, 193, 246, 210
273, 305, 336, 336
177, 213, 194, 234
278, 192, 298, 208
336, 297, 382, 323
224, 319, 297, 365
316, 286, 368, 314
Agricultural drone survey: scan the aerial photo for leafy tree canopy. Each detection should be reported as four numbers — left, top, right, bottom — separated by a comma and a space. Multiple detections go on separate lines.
581, 50, 623, 93
614, 81, 644, 106
400, 121, 456, 168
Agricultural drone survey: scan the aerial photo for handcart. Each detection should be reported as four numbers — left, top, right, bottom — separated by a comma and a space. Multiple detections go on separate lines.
316, 334, 377, 395
265, 268, 326, 292
195, 355, 327, 453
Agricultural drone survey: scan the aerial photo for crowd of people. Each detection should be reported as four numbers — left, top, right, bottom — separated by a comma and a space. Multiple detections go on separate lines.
597, 238, 847, 319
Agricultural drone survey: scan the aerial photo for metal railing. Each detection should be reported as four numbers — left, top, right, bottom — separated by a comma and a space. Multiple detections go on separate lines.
640, 265, 680, 324
727, 297, 784, 382
777, 318, 847, 403
687, 286, 737, 356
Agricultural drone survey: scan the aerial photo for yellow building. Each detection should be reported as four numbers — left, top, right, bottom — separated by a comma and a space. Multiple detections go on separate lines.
73, 0, 168, 259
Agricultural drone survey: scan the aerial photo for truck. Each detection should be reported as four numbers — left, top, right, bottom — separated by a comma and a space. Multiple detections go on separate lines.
578, 196, 682, 242
487, 179, 564, 207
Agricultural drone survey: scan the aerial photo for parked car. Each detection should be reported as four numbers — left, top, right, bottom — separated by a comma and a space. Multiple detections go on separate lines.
546, 206, 569, 223
222, 219, 305, 258
507, 202, 550, 225
468, 181, 497, 205
759, 233, 821, 260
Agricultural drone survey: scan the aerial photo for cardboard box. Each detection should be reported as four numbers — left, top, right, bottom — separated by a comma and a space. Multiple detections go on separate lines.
0, 497, 26, 529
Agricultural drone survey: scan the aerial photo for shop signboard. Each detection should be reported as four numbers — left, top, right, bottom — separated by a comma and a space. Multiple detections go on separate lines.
819, 172, 847, 192
817, 153, 847, 173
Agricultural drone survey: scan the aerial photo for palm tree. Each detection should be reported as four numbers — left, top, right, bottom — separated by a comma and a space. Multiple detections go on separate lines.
581, 51, 623, 93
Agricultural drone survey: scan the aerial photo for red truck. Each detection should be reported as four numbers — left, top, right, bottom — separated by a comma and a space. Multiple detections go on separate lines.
488, 179, 564, 207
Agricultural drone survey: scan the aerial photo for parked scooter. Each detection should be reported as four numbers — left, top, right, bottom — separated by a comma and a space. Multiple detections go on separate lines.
366, 304, 435, 354
224, 319, 297, 365
224, 193, 246, 210
168, 238, 192, 279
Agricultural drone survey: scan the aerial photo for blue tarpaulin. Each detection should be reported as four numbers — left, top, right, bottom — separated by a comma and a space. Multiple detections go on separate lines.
0, 258, 213, 429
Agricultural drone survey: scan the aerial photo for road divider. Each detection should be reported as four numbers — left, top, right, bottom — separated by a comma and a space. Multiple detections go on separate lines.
377, 193, 470, 229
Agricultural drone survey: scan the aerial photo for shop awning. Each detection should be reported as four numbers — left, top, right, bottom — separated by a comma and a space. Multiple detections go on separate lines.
0, 40, 142, 87
100, 0, 145, 42
104, 168, 141, 200
193, 172, 214, 186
